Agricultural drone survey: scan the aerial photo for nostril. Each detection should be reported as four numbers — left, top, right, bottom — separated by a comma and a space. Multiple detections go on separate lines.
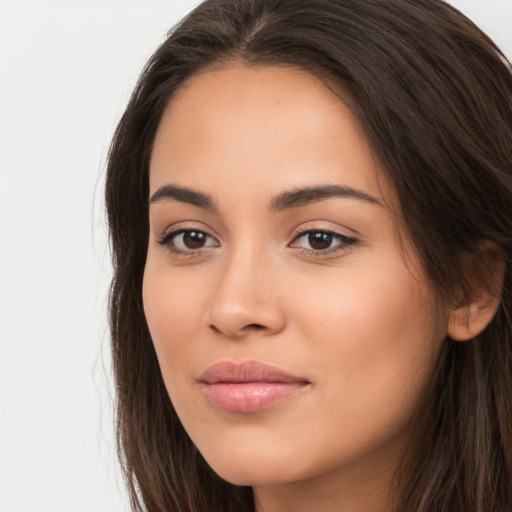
208, 323, 266, 336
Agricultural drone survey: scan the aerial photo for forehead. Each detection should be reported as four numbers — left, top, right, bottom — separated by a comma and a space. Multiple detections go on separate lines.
149, 64, 391, 205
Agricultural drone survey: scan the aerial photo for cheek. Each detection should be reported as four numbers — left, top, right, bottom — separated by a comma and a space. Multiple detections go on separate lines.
142, 259, 206, 378
300, 252, 443, 356
295, 256, 445, 420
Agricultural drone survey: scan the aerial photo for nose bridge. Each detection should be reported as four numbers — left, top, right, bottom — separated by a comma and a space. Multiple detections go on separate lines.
206, 237, 285, 337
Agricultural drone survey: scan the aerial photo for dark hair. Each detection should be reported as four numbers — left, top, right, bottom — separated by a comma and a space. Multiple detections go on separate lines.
105, 0, 512, 510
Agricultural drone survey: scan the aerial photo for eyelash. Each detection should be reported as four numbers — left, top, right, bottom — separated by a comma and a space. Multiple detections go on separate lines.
157, 227, 358, 258
290, 228, 358, 256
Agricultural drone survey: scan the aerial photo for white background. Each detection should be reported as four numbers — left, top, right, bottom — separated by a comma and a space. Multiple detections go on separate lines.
0, 1, 511, 511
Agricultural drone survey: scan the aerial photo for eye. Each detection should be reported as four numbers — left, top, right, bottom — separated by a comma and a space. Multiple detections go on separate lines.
158, 229, 219, 254
290, 229, 357, 254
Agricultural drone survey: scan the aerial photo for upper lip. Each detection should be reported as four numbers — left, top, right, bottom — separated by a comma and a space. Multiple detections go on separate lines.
199, 360, 309, 384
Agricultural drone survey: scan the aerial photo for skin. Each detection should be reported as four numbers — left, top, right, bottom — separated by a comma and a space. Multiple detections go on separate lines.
143, 64, 452, 512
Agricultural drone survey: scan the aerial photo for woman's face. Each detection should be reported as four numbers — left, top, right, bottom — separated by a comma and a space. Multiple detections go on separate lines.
144, 65, 449, 494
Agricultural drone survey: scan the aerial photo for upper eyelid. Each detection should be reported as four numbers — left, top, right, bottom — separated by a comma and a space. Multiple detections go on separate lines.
291, 230, 356, 245
292, 222, 358, 239
158, 221, 218, 239
158, 227, 218, 244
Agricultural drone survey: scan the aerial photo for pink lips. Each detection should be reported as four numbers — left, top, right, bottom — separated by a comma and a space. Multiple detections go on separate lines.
199, 361, 310, 413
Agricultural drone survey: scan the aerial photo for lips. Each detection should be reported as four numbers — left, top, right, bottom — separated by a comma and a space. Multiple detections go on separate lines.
199, 360, 310, 413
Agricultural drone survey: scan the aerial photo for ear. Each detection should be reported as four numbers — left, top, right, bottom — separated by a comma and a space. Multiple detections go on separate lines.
447, 241, 504, 341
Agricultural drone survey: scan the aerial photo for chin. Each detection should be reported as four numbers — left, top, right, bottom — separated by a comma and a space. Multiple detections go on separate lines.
210, 464, 294, 487
199, 445, 316, 488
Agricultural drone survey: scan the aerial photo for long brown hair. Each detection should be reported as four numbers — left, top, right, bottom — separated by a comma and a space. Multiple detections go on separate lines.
105, 1, 512, 510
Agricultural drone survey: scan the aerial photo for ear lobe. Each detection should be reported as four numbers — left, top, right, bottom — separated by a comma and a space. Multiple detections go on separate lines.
447, 241, 504, 342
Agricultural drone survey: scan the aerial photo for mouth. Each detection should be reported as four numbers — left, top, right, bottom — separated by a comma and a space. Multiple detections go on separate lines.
199, 360, 310, 413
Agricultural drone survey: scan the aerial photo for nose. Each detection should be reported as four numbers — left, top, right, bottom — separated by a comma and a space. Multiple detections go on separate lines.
205, 250, 286, 339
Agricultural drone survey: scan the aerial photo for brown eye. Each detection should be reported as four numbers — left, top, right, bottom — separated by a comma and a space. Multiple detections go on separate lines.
159, 229, 219, 254
308, 232, 333, 250
179, 231, 208, 249
291, 229, 357, 254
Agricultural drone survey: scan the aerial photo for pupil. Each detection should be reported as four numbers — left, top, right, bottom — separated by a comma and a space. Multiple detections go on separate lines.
308, 232, 332, 250
183, 231, 206, 249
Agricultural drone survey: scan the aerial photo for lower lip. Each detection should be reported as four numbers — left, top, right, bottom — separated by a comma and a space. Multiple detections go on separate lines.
202, 382, 307, 413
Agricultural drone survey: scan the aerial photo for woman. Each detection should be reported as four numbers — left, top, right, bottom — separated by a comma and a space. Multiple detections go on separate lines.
105, 0, 512, 510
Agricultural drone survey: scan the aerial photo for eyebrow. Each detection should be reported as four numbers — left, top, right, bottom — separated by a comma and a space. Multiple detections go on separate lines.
150, 184, 216, 210
149, 183, 383, 211
270, 185, 383, 211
